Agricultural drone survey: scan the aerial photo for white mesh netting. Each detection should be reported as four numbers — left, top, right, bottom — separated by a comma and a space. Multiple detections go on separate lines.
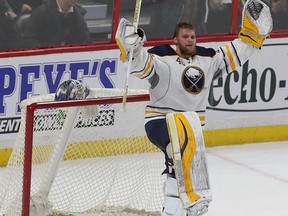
0, 88, 165, 216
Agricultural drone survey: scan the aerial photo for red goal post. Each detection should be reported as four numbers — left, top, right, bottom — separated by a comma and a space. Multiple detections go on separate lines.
0, 88, 165, 216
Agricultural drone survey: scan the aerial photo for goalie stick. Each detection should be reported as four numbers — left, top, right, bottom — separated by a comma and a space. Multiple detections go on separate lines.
121, 0, 142, 112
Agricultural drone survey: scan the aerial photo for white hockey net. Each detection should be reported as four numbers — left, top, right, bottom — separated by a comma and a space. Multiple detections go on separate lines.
0, 88, 165, 216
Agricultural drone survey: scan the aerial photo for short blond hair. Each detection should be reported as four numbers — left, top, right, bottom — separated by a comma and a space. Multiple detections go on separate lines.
173, 22, 195, 38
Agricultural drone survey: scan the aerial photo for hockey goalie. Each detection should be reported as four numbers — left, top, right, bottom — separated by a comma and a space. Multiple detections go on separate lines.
116, 0, 272, 215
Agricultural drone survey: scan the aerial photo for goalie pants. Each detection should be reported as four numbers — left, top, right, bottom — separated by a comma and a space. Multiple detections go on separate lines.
145, 118, 175, 177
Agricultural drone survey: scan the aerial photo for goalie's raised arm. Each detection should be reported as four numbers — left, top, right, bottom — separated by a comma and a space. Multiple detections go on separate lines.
115, 18, 146, 62
238, 0, 273, 48
215, 0, 273, 74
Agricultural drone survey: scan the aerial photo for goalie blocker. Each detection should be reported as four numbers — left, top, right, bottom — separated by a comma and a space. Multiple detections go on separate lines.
115, 18, 146, 62
166, 112, 212, 216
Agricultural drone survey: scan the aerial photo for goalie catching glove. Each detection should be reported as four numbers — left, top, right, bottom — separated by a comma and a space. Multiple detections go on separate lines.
115, 18, 146, 61
238, 0, 273, 48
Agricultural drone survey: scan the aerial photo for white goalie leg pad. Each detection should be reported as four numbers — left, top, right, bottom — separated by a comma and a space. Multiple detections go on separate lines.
162, 176, 187, 216
166, 112, 212, 212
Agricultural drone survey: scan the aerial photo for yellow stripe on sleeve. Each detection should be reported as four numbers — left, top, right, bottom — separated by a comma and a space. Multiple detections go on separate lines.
133, 55, 153, 78
225, 44, 236, 71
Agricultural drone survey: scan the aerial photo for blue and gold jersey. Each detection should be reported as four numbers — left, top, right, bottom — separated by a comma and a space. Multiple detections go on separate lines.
130, 39, 257, 127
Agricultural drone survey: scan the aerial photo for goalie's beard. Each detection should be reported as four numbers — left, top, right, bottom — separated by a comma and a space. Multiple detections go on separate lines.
177, 43, 196, 58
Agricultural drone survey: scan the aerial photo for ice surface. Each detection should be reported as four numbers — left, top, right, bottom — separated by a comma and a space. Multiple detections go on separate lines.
1, 141, 287, 216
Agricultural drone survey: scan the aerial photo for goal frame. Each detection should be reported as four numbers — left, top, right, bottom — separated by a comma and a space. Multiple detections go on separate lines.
22, 93, 150, 216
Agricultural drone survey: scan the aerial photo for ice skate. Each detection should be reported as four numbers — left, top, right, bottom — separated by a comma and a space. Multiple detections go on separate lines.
161, 176, 187, 216
186, 199, 210, 216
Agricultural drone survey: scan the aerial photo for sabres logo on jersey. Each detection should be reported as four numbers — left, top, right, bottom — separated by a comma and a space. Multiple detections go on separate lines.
181, 65, 205, 94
